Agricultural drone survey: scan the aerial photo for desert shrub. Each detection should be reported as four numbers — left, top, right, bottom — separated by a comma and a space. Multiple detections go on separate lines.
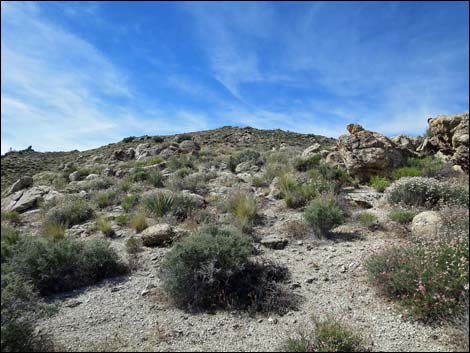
121, 194, 140, 213
160, 225, 296, 313
130, 168, 163, 187
283, 220, 309, 239
174, 167, 193, 178
145, 155, 164, 165
115, 214, 129, 226
388, 208, 416, 224
227, 193, 258, 232
228, 149, 261, 173
279, 174, 298, 197
252, 176, 268, 188
143, 192, 175, 218
130, 211, 148, 233
94, 189, 120, 209
42, 220, 67, 240
1, 226, 20, 263
391, 166, 422, 180
171, 193, 198, 220
294, 154, 321, 172
125, 235, 142, 254
97, 218, 114, 237
285, 191, 308, 209
283, 319, 368, 352
168, 155, 194, 172
168, 173, 207, 194
1, 270, 51, 352
386, 177, 469, 208
84, 177, 113, 191
406, 156, 445, 177
122, 136, 136, 143
175, 134, 192, 143
358, 212, 378, 230
303, 197, 344, 238
10, 237, 126, 295
152, 136, 164, 143
46, 196, 94, 227
1, 211, 21, 223
365, 235, 469, 321
369, 175, 390, 192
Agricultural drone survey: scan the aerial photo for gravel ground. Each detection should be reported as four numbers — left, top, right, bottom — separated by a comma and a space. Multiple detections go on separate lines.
37, 197, 459, 352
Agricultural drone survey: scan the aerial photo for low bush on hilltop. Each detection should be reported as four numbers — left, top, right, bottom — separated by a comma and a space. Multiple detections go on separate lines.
283, 318, 369, 352
228, 149, 262, 173
160, 225, 298, 313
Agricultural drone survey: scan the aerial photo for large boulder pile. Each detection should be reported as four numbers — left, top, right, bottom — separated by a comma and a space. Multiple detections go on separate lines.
326, 124, 412, 181
417, 112, 469, 173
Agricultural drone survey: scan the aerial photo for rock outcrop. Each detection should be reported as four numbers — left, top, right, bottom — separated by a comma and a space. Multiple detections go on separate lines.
4, 176, 33, 196
140, 224, 175, 247
326, 124, 412, 180
417, 112, 469, 173
411, 211, 443, 239
1, 185, 62, 213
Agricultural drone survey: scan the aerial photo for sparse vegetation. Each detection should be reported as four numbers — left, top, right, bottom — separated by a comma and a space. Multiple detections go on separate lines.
1, 211, 20, 223
130, 211, 148, 233
42, 220, 67, 240
121, 194, 140, 213
294, 154, 321, 172
283, 319, 369, 352
358, 212, 378, 230
97, 217, 115, 237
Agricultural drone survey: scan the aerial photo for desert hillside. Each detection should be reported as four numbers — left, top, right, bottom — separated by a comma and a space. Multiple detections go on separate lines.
1, 113, 469, 352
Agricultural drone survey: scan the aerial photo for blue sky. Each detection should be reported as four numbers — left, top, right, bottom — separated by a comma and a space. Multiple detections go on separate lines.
1, 1, 469, 153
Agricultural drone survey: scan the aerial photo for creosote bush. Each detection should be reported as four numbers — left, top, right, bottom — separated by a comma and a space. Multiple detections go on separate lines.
10, 237, 127, 295
160, 225, 297, 313
283, 319, 369, 352
303, 197, 344, 237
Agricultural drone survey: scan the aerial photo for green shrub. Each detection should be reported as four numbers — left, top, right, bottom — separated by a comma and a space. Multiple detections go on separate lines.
303, 197, 344, 237
294, 154, 321, 172
365, 236, 469, 321
130, 168, 163, 187
122, 136, 136, 143
228, 149, 261, 173
10, 237, 126, 295
407, 156, 445, 177
42, 220, 67, 240
174, 167, 193, 178
1, 226, 20, 263
392, 166, 422, 180
152, 136, 164, 143
358, 212, 378, 230
84, 177, 113, 191
46, 196, 94, 227
279, 174, 298, 197
1, 270, 51, 352
370, 175, 390, 192
168, 173, 206, 194
160, 225, 296, 313
386, 177, 469, 208
252, 176, 268, 188
143, 192, 175, 218
94, 189, 120, 209
121, 194, 140, 213
283, 319, 368, 352
115, 214, 129, 226
1, 211, 20, 223
130, 211, 148, 233
175, 134, 192, 143
228, 193, 258, 232
388, 208, 416, 224
125, 236, 142, 254
168, 155, 194, 172
285, 190, 308, 209
97, 218, 114, 237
